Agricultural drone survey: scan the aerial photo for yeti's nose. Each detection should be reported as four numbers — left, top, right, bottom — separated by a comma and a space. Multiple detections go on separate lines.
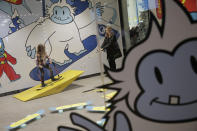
169, 95, 180, 105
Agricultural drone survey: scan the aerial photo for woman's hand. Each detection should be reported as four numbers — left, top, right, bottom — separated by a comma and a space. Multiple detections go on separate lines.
97, 48, 104, 52
39, 65, 43, 68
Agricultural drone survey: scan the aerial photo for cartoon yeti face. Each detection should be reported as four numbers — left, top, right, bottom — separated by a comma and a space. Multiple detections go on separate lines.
136, 39, 197, 122
47, 0, 75, 24
50, 6, 74, 24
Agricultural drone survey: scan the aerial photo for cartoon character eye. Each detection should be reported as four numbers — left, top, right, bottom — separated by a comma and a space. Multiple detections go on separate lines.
154, 67, 163, 84
55, 10, 57, 15
63, 10, 65, 15
190, 56, 197, 74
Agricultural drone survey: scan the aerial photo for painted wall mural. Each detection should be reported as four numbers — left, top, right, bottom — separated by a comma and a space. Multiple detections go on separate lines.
0, 0, 123, 93
58, 0, 197, 130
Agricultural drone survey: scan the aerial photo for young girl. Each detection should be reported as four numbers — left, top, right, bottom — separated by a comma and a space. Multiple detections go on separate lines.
36, 44, 57, 87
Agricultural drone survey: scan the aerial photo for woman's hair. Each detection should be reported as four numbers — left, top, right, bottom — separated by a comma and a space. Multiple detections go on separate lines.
105, 26, 113, 37
37, 44, 46, 58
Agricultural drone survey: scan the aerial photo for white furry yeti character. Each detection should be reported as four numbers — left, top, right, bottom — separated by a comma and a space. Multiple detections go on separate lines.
25, 0, 89, 65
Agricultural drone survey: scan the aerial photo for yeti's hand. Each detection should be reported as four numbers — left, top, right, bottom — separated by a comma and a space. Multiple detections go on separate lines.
37, 17, 46, 25
57, 112, 132, 131
58, 113, 105, 131
95, 2, 104, 17
26, 45, 36, 59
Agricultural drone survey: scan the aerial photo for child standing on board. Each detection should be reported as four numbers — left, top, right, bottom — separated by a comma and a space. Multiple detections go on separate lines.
36, 44, 58, 87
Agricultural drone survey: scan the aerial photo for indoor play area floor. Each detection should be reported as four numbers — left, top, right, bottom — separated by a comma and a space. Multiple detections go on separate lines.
0, 75, 113, 131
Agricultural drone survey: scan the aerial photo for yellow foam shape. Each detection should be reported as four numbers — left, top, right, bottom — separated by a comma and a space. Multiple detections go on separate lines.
10, 113, 40, 128
94, 88, 107, 92
92, 106, 110, 112
102, 91, 117, 99
56, 102, 87, 110
13, 70, 84, 102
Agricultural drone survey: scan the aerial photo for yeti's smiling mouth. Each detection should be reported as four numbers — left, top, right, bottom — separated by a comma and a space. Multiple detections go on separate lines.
54, 16, 69, 21
150, 96, 197, 106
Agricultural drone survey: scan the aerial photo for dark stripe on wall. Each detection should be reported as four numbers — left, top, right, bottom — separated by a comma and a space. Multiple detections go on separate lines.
42, 0, 46, 17
118, 0, 127, 55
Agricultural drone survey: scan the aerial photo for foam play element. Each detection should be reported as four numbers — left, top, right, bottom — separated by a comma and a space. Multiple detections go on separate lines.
96, 118, 106, 126
6, 110, 45, 130
102, 91, 117, 100
94, 88, 107, 92
49, 101, 92, 113
13, 70, 84, 102
86, 105, 111, 113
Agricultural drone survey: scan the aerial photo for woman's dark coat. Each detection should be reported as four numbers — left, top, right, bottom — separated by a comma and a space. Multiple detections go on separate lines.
101, 34, 122, 60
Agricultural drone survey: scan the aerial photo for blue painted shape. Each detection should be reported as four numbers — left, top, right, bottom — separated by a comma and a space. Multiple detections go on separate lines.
0, 38, 5, 58
97, 118, 106, 126
37, 109, 45, 115
67, 0, 89, 15
49, 107, 57, 111
50, 0, 59, 3
9, 16, 21, 34
85, 106, 94, 110
30, 35, 97, 81
190, 12, 197, 21
50, 0, 89, 16
97, 24, 120, 39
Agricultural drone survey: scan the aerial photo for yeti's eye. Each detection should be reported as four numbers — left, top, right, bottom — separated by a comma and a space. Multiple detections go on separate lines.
190, 56, 197, 74
55, 10, 57, 15
154, 67, 163, 84
63, 10, 65, 15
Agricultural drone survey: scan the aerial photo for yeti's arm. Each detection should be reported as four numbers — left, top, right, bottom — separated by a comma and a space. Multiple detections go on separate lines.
25, 19, 55, 59
75, 2, 104, 29
74, 8, 95, 29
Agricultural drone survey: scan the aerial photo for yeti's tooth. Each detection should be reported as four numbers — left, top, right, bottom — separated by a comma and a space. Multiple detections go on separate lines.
169, 96, 180, 105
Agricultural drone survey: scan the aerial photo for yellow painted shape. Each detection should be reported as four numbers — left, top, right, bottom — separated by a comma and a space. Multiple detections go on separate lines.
13, 70, 84, 102
10, 113, 39, 128
102, 91, 117, 99
92, 106, 110, 112
56, 102, 87, 110
181, 0, 186, 4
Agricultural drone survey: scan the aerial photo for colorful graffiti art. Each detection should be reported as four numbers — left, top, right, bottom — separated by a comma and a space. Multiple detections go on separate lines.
0, 38, 20, 82
28, 0, 101, 81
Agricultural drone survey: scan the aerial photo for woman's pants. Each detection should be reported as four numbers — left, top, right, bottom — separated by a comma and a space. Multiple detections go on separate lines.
108, 58, 116, 70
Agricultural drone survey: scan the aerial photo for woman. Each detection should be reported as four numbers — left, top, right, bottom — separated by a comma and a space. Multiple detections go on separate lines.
36, 44, 57, 87
101, 25, 122, 70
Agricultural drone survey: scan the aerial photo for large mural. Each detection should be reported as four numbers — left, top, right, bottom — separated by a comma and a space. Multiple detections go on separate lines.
58, 0, 197, 131
0, 0, 123, 92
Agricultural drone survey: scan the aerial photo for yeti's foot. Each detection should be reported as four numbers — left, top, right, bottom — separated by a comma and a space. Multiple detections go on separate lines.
74, 49, 87, 56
